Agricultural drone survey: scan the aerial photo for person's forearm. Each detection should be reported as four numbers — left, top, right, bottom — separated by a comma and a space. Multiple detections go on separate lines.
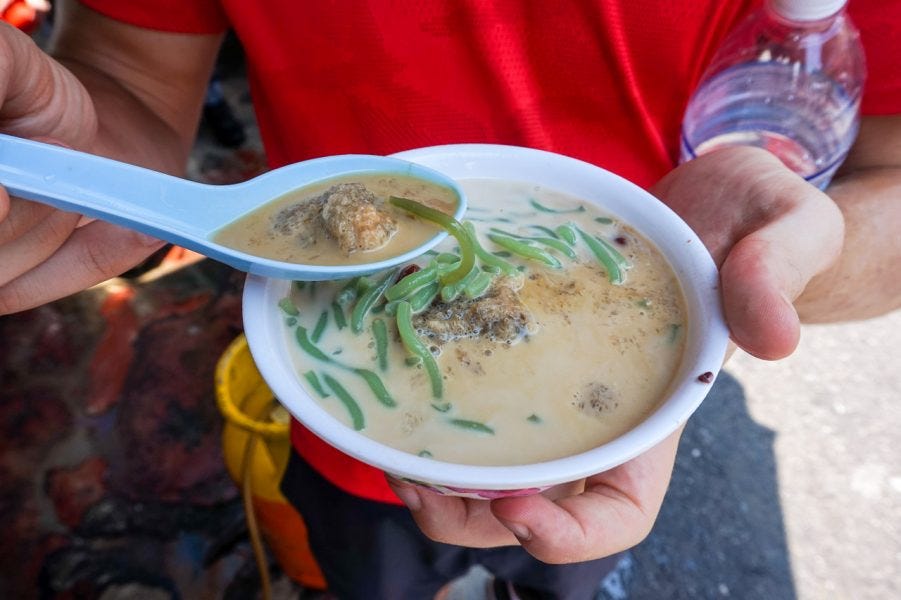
45, 0, 222, 175
795, 166, 901, 323
49, 56, 192, 176
794, 115, 901, 324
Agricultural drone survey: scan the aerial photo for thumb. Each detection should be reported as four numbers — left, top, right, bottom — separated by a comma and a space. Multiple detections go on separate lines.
722, 197, 844, 360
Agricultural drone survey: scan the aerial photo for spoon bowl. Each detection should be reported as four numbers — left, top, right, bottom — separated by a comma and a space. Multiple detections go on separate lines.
0, 134, 466, 280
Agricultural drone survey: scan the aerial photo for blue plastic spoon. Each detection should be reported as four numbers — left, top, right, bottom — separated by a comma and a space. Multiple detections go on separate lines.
0, 133, 466, 280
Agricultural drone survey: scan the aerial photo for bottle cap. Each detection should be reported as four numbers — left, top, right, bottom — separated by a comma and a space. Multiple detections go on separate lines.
769, 0, 847, 20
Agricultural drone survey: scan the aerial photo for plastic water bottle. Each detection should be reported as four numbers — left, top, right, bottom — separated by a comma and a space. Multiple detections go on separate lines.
679, 0, 866, 189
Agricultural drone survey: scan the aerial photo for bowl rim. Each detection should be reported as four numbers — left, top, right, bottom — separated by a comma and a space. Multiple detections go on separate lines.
243, 143, 729, 490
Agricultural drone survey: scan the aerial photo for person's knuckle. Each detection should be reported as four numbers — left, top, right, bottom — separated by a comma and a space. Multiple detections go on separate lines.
616, 515, 654, 554
413, 519, 450, 543
632, 519, 654, 547
526, 539, 585, 565
80, 239, 115, 278
0, 284, 28, 315
35, 212, 75, 246
82, 230, 161, 278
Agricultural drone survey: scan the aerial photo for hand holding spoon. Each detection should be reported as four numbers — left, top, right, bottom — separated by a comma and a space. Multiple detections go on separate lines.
0, 133, 466, 280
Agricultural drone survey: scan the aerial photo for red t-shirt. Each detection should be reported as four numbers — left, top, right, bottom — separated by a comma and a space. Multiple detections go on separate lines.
80, 0, 901, 504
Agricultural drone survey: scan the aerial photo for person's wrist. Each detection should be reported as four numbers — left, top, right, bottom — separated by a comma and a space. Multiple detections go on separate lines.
792, 207, 846, 322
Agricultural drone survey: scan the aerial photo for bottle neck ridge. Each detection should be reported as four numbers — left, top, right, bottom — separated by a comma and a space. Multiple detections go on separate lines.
767, 0, 847, 22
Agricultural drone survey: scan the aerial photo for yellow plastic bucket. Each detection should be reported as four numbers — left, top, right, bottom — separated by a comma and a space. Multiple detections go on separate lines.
215, 334, 326, 590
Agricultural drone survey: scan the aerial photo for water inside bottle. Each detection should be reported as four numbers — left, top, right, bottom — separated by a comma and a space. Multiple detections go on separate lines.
680, 62, 860, 189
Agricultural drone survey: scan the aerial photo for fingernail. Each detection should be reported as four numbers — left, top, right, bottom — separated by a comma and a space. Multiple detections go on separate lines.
392, 483, 422, 511
506, 522, 532, 541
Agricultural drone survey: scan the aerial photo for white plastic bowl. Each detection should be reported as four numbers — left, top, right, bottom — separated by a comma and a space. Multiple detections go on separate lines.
243, 144, 729, 498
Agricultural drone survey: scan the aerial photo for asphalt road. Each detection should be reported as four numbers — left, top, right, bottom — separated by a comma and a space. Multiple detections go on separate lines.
620, 309, 900, 599
690, 310, 901, 600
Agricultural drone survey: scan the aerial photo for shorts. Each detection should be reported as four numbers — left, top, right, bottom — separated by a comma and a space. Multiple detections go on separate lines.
280, 450, 620, 600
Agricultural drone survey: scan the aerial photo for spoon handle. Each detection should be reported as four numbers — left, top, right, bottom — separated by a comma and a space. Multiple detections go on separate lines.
0, 133, 229, 240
